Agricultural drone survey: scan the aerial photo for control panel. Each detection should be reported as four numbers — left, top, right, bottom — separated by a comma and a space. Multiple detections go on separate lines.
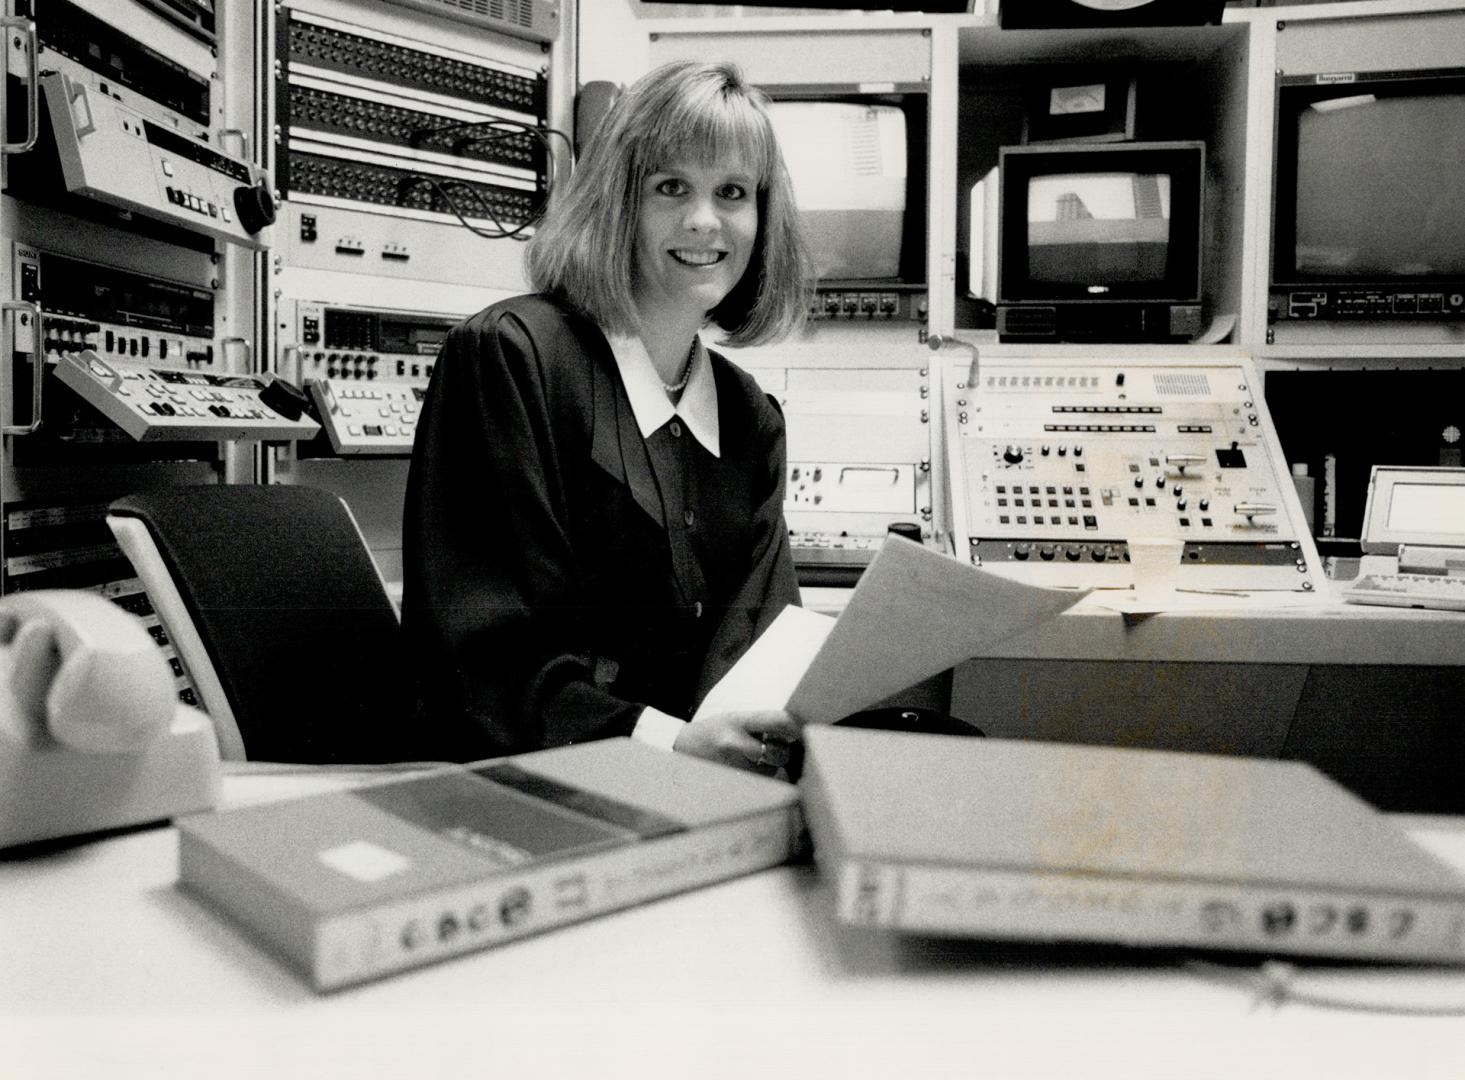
308, 379, 425, 455
14, 244, 218, 370
747, 352, 935, 586
1271, 287, 1465, 322
26, 0, 216, 139
55, 351, 319, 443
942, 357, 1322, 591
41, 71, 275, 249
287, 300, 452, 455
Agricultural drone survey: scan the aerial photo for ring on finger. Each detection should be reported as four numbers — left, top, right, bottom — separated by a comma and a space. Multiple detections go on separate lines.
754, 736, 770, 769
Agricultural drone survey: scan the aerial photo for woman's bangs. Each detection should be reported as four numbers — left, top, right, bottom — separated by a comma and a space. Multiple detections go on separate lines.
645, 96, 776, 185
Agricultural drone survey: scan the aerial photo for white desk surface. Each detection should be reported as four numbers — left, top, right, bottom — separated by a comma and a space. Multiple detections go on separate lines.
5, 765, 1465, 1080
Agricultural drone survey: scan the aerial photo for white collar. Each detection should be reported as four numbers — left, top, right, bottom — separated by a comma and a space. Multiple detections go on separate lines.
605, 332, 720, 458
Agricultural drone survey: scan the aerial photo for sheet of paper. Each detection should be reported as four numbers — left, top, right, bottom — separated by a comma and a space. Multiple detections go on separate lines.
696, 538, 1088, 726
692, 605, 834, 720
787, 537, 1089, 725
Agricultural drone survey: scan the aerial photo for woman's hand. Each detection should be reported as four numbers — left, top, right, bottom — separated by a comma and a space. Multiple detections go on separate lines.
673, 708, 799, 775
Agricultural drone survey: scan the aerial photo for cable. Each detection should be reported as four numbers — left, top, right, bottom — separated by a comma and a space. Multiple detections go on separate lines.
402, 118, 569, 240
1187, 958, 1465, 1018
412, 116, 574, 164
395, 174, 539, 241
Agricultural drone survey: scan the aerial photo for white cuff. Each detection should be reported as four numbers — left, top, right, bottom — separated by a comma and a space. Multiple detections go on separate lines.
631, 706, 686, 752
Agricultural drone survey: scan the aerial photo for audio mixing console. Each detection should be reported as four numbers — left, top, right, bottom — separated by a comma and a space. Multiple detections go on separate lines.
942, 356, 1323, 592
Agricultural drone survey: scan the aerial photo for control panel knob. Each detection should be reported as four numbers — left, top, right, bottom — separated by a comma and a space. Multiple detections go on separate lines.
1234, 501, 1278, 522
887, 522, 923, 545
234, 181, 277, 235
1003, 444, 1024, 464
259, 376, 310, 421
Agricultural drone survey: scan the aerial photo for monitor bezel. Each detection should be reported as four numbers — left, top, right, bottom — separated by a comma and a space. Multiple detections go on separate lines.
1270, 66, 1465, 292
996, 140, 1205, 305
1359, 466, 1465, 555
764, 85, 929, 291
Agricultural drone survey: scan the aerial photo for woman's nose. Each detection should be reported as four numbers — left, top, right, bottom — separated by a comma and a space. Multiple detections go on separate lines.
682, 195, 719, 231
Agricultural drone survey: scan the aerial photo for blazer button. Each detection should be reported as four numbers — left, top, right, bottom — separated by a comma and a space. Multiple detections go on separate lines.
669, 420, 682, 438
693, 601, 703, 618
683, 509, 694, 527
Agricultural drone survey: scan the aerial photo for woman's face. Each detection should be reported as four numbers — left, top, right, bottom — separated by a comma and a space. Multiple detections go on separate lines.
632, 156, 758, 325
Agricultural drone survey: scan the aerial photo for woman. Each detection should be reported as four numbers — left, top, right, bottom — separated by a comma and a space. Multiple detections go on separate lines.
402, 60, 814, 773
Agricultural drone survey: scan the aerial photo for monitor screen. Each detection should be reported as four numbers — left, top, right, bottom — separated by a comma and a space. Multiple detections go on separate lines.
766, 98, 924, 284
1388, 481, 1465, 535
1292, 93, 1465, 279
993, 141, 1204, 305
1026, 171, 1173, 285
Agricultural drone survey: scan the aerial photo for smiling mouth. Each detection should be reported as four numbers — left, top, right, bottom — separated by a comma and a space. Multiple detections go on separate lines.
670, 249, 726, 267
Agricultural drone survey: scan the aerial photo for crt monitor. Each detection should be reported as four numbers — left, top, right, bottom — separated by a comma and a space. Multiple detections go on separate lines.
977, 140, 1205, 342
1270, 66, 1465, 321
765, 94, 927, 292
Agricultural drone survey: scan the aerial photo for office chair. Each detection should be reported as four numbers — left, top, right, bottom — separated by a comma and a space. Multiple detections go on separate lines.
107, 484, 426, 764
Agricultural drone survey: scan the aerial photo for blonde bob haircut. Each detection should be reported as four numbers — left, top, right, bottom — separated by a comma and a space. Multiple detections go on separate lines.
526, 60, 813, 347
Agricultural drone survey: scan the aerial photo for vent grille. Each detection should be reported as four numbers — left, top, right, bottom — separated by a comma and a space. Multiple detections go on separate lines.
1152, 373, 1211, 396
380, 0, 559, 41
443, 0, 531, 27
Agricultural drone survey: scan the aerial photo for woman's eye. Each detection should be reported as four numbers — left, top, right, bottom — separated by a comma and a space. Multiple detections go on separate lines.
654, 178, 687, 196
718, 183, 748, 200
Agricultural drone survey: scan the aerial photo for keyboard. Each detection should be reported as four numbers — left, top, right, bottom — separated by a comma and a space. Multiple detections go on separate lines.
1341, 572, 1465, 612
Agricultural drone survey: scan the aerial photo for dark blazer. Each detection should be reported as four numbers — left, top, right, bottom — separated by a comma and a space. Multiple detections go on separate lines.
402, 294, 799, 760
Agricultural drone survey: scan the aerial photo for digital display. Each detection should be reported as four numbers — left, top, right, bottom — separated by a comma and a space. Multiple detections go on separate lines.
1026, 172, 1171, 285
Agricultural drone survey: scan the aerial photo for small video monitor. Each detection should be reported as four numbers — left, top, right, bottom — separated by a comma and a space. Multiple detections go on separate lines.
1359, 466, 1465, 554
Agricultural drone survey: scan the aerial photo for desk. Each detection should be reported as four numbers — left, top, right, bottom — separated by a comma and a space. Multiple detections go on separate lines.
5, 766, 1465, 1080
950, 595, 1465, 813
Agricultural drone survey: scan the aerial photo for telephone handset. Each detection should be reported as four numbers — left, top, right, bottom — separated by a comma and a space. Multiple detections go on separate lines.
1, 590, 220, 849
1, 589, 176, 751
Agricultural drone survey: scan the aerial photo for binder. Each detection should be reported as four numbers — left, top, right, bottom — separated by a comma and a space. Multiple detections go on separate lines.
178, 738, 801, 990
800, 727, 1465, 963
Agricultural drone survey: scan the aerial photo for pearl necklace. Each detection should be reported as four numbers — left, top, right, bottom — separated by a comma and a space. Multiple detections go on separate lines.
661, 338, 697, 396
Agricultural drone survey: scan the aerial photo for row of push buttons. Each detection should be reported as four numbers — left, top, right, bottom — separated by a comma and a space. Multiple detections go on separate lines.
130, 379, 270, 420
336, 386, 418, 440
165, 185, 232, 223
99, 328, 209, 363
999, 514, 1100, 530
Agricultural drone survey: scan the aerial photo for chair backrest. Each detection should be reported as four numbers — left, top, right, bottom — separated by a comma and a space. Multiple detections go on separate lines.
107, 484, 424, 764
